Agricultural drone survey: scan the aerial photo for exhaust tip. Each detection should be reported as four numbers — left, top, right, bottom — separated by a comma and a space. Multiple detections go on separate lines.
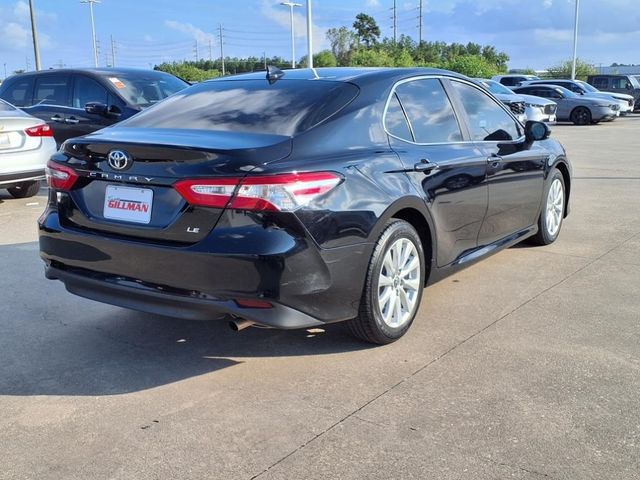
229, 319, 255, 332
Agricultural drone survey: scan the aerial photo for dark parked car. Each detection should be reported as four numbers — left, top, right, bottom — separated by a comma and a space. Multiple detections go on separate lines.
513, 84, 619, 125
587, 74, 640, 107
0, 68, 189, 146
40, 68, 571, 344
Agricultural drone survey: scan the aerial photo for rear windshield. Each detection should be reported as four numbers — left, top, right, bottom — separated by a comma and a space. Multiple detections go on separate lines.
104, 72, 189, 107
120, 79, 360, 136
0, 99, 16, 111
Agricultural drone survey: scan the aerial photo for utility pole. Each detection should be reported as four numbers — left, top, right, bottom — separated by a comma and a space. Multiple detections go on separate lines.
194, 40, 199, 61
418, 0, 423, 44
306, 0, 313, 68
208, 38, 213, 61
26, 56, 31, 71
81, 0, 100, 67
219, 24, 225, 75
571, 0, 580, 80
392, 0, 397, 44
263, 51, 267, 69
3, 63, 7, 79
280, 2, 302, 68
28, 0, 42, 70
110, 35, 116, 67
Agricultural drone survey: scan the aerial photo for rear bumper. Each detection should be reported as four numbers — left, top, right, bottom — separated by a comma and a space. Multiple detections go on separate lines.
39, 209, 371, 328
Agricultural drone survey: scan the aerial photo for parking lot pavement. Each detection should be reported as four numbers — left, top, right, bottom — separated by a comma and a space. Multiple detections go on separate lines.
1, 117, 639, 480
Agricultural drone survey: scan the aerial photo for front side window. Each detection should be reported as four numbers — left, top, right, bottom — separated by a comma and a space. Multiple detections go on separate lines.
394, 78, 463, 143
500, 77, 518, 86
73, 76, 109, 108
103, 73, 189, 107
610, 77, 629, 89
450, 81, 521, 142
1, 78, 34, 107
33, 75, 70, 106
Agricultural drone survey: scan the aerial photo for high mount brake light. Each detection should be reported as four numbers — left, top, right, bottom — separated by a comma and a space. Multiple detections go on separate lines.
25, 124, 53, 137
174, 172, 342, 211
45, 161, 79, 191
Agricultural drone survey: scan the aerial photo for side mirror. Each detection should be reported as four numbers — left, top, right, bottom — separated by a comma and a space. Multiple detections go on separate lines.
84, 102, 108, 116
525, 121, 550, 142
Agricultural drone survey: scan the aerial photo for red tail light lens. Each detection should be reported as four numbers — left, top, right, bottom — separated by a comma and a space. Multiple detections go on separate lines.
175, 172, 342, 211
45, 160, 79, 191
25, 124, 53, 137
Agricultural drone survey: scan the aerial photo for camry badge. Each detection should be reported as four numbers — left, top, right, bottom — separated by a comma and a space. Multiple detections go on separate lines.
107, 150, 132, 171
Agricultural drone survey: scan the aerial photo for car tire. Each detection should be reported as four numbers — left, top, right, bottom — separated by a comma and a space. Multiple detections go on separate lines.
347, 219, 426, 345
530, 169, 566, 246
7, 181, 41, 199
570, 107, 592, 125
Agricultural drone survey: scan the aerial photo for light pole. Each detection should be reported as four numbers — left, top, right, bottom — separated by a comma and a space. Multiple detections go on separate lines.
81, 0, 100, 67
306, 0, 313, 68
280, 2, 302, 68
571, 0, 580, 80
28, 0, 42, 70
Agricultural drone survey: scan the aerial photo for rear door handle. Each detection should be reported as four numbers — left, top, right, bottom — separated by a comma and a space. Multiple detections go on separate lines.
414, 159, 439, 173
487, 155, 502, 168
65, 117, 80, 124
50, 115, 64, 123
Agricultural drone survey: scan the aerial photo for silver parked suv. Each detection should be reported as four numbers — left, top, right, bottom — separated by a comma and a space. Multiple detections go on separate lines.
513, 85, 619, 125
476, 79, 557, 123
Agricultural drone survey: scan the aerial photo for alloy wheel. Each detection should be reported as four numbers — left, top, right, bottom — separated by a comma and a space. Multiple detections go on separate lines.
545, 178, 564, 237
377, 238, 421, 328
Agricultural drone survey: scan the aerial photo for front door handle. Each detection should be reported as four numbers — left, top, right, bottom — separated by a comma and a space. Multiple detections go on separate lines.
50, 115, 64, 123
414, 159, 439, 173
64, 117, 80, 124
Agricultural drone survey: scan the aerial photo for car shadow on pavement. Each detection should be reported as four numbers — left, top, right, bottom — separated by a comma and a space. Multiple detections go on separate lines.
0, 242, 371, 397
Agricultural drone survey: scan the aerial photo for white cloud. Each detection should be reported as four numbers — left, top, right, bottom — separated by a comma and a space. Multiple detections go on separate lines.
366, 0, 381, 6
2, 21, 30, 49
165, 20, 215, 45
261, 0, 328, 54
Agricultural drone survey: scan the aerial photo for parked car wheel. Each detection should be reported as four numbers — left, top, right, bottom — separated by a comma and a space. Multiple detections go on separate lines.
7, 181, 41, 199
348, 219, 426, 344
530, 169, 565, 245
570, 107, 592, 125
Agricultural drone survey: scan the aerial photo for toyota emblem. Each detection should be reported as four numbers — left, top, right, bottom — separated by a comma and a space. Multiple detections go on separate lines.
107, 150, 132, 170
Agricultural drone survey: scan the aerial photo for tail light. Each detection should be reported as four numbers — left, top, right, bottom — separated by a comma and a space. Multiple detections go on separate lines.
25, 124, 53, 137
175, 172, 342, 211
45, 160, 79, 191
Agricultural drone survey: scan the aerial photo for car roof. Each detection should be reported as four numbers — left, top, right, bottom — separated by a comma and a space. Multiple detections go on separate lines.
206, 67, 470, 86
516, 84, 566, 91
5, 67, 176, 79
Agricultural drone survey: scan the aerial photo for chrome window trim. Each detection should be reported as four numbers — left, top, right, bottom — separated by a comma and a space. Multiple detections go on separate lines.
382, 74, 526, 146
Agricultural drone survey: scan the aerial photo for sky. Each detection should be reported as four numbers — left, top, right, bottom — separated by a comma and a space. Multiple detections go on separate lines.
1, 0, 639, 77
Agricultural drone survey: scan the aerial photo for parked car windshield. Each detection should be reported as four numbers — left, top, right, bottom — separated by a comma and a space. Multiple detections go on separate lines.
120, 79, 360, 136
576, 81, 599, 93
481, 80, 513, 95
103, 72, 189, 108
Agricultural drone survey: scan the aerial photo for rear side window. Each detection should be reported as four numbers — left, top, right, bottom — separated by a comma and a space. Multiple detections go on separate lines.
450, 81, 521, 142
394, 78, 463, 143
610, 77, 629, 89
34, 75, 70, 106
121, 79, 359, 136
592, 77, 608, 89
500, 77, 519, 86
1, 78, 34, 107
73, 76, 109, 108
384, 93, 413, 141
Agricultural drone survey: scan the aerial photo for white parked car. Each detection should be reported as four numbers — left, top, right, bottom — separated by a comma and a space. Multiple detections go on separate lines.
0, 99, 56, 198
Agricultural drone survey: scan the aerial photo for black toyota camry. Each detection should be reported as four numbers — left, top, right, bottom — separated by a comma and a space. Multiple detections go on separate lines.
40, 68, 571, 344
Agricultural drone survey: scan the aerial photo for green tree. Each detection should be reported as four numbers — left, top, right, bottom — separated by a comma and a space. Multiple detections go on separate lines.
350, 48, 394, 67
353, 13, 381, 47
154, 62, 220, 82
314, 50, 338, 67
445, 55, 501, 78
326, 27, 357, 66
546, 59, 597, 80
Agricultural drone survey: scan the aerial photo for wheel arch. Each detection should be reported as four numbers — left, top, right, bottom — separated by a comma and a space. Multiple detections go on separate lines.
373, 197, 436, 285
552, 159, 571, 217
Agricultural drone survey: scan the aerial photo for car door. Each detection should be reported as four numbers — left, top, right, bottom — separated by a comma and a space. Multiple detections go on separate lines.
447, 79, 546, 246
23, 73, 73, 145
387, 77, 488, 267
67, 74, 118, 138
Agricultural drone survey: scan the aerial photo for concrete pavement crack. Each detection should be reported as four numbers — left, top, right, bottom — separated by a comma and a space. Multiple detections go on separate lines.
249, 231, 640, 480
